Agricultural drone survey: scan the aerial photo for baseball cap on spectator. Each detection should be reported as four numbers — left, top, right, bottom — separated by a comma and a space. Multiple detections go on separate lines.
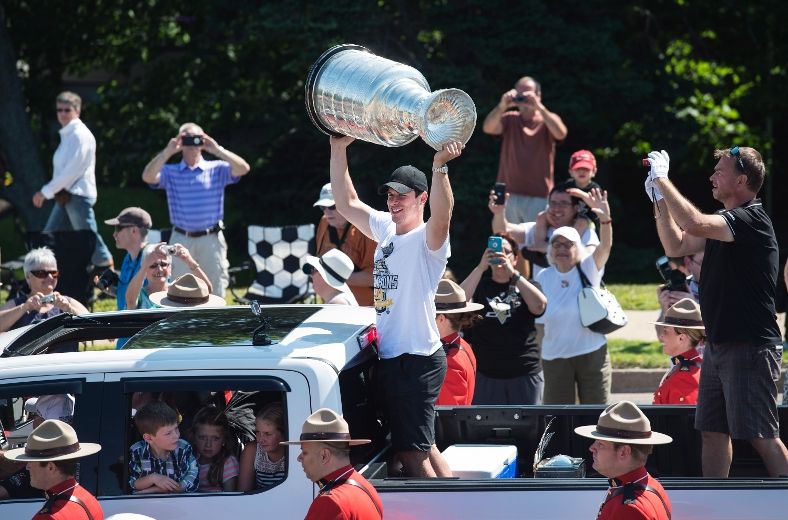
302, 249, 353, 293
378, 165, 428, 194
313, 183, 335, 208
104, 207, 152, 228
569, 150, 596, 171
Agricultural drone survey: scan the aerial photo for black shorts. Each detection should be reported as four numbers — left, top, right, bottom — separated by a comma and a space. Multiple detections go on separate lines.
695, 341, 782, 439
377, 348, 447, 452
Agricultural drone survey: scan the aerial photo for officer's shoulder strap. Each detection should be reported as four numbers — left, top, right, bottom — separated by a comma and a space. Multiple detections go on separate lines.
611, 482, 671, 520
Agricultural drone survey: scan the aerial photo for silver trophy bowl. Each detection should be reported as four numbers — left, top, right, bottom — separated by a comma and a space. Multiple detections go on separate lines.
306, 44, 476, 151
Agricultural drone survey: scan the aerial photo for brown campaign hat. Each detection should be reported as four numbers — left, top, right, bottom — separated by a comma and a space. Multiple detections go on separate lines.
104, 207, 152, 228
149, 273, 227, 308
574, 401, 673, 445
652, 298, 705, 330
435, 279, 484, 314
5, 420, 102, 462
280, 408, 370, 446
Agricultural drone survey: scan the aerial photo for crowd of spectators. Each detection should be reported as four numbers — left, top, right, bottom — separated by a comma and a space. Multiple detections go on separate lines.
3, 77, 788, 493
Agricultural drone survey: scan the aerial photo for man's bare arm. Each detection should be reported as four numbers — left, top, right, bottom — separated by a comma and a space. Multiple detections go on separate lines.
656, 177, 731, 246
329, 137, 376, 239
426, 142, 463, 251
142, 135, 180, 184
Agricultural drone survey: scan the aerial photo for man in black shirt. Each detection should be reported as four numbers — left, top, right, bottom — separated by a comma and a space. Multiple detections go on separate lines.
460, 234, 547, 404
647, 146, 788, 477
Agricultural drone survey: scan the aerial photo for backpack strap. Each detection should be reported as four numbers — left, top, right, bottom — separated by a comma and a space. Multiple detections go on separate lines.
610, 482, 671, 520
39, 491, 95, 520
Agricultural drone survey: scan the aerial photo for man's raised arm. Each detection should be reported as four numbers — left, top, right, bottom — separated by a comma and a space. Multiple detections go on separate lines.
329, 136, 375, 239
426, 141, 463, 251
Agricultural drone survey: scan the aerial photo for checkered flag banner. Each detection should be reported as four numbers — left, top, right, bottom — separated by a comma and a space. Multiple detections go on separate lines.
247, 224, 315, 302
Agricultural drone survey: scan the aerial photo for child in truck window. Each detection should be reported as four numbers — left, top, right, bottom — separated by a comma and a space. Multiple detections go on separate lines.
238, 403, 286, 491
129, 401, 199, 494
190, 405, 240, 492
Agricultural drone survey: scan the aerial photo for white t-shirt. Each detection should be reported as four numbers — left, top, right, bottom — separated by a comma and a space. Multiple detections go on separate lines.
369, 210, 450, 358
535, 255, 606, 360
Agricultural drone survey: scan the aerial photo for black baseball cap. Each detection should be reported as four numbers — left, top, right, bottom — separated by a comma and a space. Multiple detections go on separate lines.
378, 165, 428, 195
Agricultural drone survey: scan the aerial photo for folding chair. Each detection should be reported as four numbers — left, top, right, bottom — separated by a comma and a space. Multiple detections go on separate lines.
241, 224, 316, 304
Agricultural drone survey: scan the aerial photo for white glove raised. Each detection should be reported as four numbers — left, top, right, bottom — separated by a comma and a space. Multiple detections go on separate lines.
644, 176, 663, 202
647, 150, 670, 180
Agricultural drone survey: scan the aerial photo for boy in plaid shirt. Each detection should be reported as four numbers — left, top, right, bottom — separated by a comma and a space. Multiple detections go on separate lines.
129, 401, 199, 493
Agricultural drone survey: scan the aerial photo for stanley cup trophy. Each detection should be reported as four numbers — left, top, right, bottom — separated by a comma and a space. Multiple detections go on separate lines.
306, 44, 476, 151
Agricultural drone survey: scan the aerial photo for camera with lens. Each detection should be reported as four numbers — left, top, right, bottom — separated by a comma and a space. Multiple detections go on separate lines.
655, 256, 689, 292
166, 245, 178, 255
514, 94, 526, 102
40, 294, 55, 304
181, 134, 204, 147
97, 269, 120, 292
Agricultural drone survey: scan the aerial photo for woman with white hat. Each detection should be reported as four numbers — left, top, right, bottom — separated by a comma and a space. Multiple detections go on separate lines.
652, 298, 705, 405
536, 187, 614, 404
302, 249, 358, 306
5, 419, 103, 520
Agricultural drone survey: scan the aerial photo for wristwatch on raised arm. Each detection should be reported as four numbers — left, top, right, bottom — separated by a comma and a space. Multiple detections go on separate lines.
432, 164, 448, 174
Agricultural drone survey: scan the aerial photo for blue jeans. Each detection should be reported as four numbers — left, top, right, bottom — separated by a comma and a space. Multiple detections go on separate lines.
43, 194, 113, 266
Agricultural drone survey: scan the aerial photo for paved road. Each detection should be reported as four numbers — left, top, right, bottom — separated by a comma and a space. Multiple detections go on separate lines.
610, 310, 787, 342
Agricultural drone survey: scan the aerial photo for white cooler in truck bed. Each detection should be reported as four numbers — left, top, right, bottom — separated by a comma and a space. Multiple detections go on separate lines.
442, 444, 518, 479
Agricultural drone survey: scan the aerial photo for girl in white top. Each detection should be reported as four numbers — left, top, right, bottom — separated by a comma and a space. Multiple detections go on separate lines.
535, 188, 613, 404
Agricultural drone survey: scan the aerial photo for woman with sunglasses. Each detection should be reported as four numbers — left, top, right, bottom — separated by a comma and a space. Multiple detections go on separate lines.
0, 247, 88, 332
125, 242, 213, 309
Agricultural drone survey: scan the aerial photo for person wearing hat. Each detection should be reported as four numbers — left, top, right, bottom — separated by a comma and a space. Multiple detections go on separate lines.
5, 419, 104, 520
575, 401, 673, 520
313, 183, 376, 306
534, 187, 614, 405
282, 408, 382, 520
302, 249, 358, 306
148, 272, 226, 308
460, 235, 547, 405
434, 279, 484, 406
125, 243, 216, 310
482, 76, 568, 224
652, 298, 704, 405
103, 207, 153, 310
329, 136, 463, 478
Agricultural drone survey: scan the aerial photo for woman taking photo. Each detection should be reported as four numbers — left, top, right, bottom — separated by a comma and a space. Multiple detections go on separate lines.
535, 188, 613, 404
0, 247, 88, 333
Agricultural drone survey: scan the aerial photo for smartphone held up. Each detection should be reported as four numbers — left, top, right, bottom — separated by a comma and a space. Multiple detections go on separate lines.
493, 183, 506, 205
488, 236, 503, 265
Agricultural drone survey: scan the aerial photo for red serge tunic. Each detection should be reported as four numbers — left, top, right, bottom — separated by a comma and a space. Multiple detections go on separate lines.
436, 332, 477, 405
32, 478, 104, 520
652, 348, 701, 405
596, 467, 672, 520
305, 465, 383, 520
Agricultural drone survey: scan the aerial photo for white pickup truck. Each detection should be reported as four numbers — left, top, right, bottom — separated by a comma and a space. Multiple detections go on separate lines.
0, 305, 786, 519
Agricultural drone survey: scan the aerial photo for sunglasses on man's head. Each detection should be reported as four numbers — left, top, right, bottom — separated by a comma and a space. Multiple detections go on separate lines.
729, 146, 745, 172
30, 270, 59, 279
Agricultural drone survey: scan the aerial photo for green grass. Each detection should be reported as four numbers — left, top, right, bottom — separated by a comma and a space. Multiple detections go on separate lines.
609, 339, 668, 369
607, 284, 660, 311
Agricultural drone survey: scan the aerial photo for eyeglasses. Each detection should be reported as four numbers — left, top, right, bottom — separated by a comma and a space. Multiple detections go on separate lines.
321, 205, 337, 212
729, 146, 745, 172
149, 262, 170, 270
551, 241, 575, 250
30, 269, 59, 279
115, 224, 135, 232
56, 108, 72, 113
548, 200, 574, 208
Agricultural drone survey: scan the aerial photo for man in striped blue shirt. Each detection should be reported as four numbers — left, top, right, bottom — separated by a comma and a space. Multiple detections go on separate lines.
142, 122, 250, 296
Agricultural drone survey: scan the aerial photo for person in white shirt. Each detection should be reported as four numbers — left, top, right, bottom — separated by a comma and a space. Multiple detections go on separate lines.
329, 135, 463, 478
32, 91, 113, 268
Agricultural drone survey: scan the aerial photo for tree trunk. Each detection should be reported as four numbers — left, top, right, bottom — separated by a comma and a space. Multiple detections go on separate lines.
0, 4, 50, 231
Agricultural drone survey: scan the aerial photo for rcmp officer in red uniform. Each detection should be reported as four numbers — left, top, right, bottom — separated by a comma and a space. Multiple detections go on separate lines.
575, 401, 673, 520
6, 419, 104, 520
282, 408, 383, 520
652, 298, 704, 405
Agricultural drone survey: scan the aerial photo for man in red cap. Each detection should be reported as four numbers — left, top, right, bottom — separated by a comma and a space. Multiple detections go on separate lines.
575, 401, 673, 520
282, 408, 382, 520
